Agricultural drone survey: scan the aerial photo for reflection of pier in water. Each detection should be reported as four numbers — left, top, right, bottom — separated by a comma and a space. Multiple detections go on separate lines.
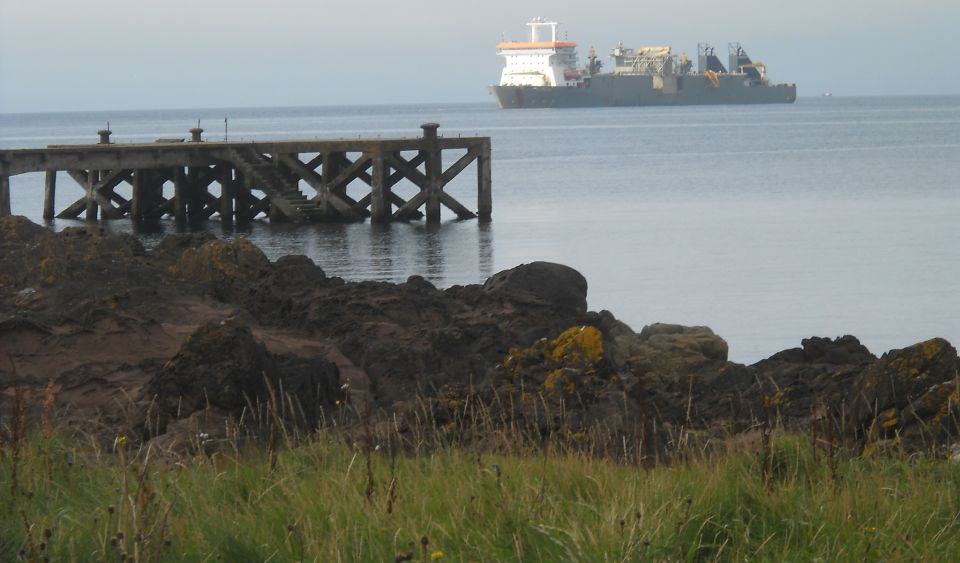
215, 220, 495, 288
361, 222, 494, 285
0, 123, 491, 225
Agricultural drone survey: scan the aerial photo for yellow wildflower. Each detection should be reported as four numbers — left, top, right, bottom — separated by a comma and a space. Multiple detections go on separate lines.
430, 550, 444, 560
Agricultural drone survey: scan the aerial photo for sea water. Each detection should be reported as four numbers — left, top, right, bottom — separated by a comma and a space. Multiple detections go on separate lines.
2, 96, 958, 363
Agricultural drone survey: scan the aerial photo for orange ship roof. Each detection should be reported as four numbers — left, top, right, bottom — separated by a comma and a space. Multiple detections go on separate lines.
496, 41, 577, 50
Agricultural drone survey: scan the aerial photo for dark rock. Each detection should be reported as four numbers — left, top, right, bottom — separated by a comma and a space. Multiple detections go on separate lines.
7, 216, 960, 459
273, 255, 327, 287
482, 261, 588, 313
404, 275, 436, 293
146, 316, 271, 420
849, 338, 959, 439
272, 353, 341, 426
171, 238, 272, 301
150, 232, 218, 263
0, 215, 50, 245
145, 315, 342, 429
767, 335, 875, 365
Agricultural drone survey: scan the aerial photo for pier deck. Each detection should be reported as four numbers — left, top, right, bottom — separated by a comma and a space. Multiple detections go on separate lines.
0, 124, 491, 224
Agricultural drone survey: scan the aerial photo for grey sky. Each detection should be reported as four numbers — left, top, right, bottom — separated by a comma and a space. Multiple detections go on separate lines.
1, 0, 957, 113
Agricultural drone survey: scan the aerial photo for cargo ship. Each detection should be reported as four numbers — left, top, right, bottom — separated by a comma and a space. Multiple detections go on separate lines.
490, 18, 796, 108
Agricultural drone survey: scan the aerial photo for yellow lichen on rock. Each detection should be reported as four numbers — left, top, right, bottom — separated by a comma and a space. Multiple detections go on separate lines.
550, 325, 604, 365
496, 325, 608, 400
173, 238, 271, 290
886, 342, 942, 379
500, 325, 605, 385
876, 407, 899, 430
544, 368, 576, 394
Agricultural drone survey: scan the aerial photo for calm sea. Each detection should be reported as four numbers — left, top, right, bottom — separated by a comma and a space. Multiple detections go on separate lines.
2, 97, 958, 363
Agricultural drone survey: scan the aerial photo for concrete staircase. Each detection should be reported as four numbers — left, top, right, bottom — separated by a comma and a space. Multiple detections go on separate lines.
226, 147, 323, 222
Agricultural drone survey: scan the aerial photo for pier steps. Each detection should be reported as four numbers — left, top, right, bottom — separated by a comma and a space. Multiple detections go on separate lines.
225, 147, 323, 222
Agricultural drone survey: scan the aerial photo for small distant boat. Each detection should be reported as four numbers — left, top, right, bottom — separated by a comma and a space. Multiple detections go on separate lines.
822, 91, 833, 97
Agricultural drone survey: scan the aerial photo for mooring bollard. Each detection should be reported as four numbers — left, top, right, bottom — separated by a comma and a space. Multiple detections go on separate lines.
98, 129, 112, 144
420, 122, 440, 141
190, 127, 204, 143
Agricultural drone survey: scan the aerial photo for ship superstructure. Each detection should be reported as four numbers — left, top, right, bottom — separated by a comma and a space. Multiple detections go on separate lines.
490, 18, 796, 108
496, 18, 582, 87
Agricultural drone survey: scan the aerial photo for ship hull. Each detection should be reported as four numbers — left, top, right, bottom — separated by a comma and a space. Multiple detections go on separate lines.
490, 74, 796, 108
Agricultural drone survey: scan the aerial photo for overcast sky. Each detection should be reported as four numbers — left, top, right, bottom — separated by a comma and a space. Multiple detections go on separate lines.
1, 0, 957, 113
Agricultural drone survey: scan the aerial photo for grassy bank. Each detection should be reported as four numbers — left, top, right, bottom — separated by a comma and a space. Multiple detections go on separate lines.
3, 427, 960, 562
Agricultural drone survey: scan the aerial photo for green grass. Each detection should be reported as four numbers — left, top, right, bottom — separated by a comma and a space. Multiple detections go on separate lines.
4, 430, 960, 562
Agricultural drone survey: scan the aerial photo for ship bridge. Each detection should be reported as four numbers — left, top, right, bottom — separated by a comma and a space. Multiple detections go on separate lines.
496, 17, 581, 87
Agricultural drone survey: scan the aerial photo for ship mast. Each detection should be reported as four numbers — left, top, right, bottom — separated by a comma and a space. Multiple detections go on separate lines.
526, 17, 559, 43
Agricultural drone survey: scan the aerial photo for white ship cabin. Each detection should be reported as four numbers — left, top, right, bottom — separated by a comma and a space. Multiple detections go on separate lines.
496, 18, 581, 87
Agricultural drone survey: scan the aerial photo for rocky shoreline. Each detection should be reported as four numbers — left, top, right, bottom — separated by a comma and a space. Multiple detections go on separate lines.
1, 215, 958, 459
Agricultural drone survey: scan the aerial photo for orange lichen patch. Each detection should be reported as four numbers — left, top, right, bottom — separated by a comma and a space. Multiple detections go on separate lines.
550, 326, 604, 365
884, 341, 949, 380
877, 407, 899, 430
544, 368, 576, 395
499, 325, 606, 387
501, 338, 551, 373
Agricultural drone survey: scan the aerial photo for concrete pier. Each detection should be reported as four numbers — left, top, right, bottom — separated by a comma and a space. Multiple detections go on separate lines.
0, 124, 491, 224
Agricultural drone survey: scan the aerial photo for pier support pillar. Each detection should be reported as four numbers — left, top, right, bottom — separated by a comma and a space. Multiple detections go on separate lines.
234, 171, 251, 221
43, 171, 57, 220
478, 139, 492, 222
370, 150, 389, 223
220, 165, 234, 223
186, 167, 201, 221
0, 175, 10, 217
131, 169, 145, 221
173, 167, 187, 222
85, 170, 99, 220
422, 123, 442, 224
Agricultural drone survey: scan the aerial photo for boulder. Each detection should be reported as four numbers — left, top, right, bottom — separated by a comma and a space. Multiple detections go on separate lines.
607, 322, 729, 379
482, 262, 588, 313
146, 316, 271, 419
766, 335, 875, 365
849, 338, 960, 445
150, 232, 217, 264
145, 315, 342, 429
745, 335, 875, 422
171, 238, 272, 301
0, 215, 50, 246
